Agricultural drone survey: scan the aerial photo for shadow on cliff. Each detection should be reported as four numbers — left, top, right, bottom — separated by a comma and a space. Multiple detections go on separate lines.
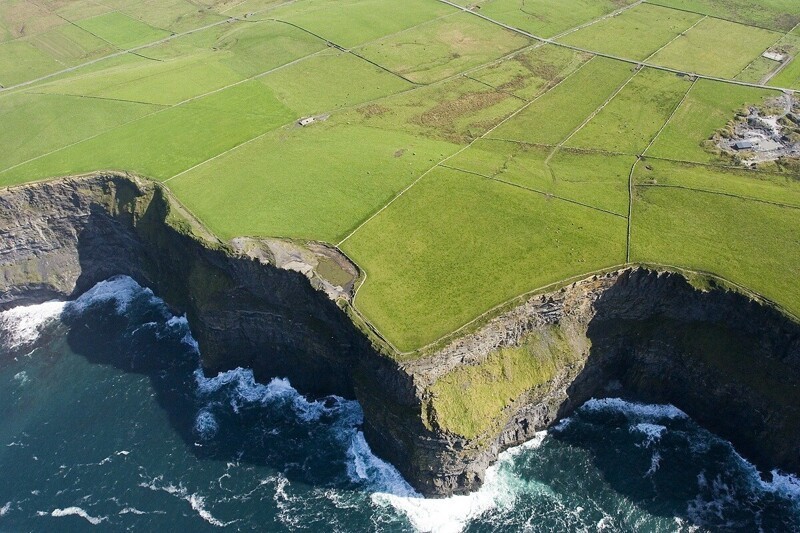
57, 281, 375, 489
548, 270, 800, 521
53, 185, 393, 488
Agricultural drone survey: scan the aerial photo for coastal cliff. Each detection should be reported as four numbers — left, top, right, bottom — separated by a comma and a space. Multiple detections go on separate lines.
1, 173, 798, 497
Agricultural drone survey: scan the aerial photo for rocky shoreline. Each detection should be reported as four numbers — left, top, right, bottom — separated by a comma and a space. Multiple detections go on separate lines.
1, 173, 799, 497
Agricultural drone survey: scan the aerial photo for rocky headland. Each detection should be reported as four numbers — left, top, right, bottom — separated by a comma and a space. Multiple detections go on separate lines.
1, 173, 798, 497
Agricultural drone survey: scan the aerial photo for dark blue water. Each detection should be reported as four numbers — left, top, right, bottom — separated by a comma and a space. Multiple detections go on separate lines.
0, 277, 798, 532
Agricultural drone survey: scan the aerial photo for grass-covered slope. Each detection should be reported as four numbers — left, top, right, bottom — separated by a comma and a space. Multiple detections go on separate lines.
2, 0, 799, 356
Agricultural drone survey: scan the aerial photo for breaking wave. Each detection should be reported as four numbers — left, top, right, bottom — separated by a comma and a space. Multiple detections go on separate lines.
44, 506, 106, 525
0, 300, 65, 350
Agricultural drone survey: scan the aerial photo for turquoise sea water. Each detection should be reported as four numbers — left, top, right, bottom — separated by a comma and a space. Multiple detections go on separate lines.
0, 276, 798, 532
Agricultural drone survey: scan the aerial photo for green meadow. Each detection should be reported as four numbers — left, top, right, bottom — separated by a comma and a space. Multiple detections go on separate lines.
558, 3, 702, 61
2, 0, 800, 357
647, 17, 780, 78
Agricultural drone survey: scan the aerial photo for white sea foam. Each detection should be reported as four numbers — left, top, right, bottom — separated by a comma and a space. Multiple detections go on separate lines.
194, 367, 355, 424
65, 276, 150, 315
139, 477, 232, 527
166, 315, 199, 352
631, 423, 667, 447
729, 446, 800, 501
194, 410, 219, 440
365, 431, 548, 533
49, 506, 106, 525
762, 470, 800, 501
582, 398, 688, 420
0, 300, 65, 349
646, 451, 662, 477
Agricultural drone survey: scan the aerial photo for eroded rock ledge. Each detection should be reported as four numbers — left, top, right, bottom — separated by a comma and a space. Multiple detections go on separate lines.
1, 173, 799, 497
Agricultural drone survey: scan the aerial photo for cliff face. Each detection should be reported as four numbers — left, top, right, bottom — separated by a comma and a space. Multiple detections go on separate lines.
0, 174, 385, 396
2, 174, 799, 497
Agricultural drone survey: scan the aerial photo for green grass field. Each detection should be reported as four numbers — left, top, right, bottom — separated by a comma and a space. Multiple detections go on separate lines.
648, 17, 780, 78
646, 79, 779, 163
75, 12, 170, 49
566, 67, 692, 154
167, 120, 458, 242
488, 57, 635, 145
341, 167, 626, 351
631, 186, 800, 318
558, 3, 702, 61
635, 159, 800, 208
2, 0, 800, 356
448, 141, 634, 214
355, 12, 531, 84
476, 0, 639, 39
646, 0, 800, 32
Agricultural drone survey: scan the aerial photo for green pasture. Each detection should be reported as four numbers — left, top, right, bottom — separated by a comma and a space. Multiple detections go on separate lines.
771, 58, 800, 89
29, 23, 114, 65
0, 81, 293, 185
259, 50, 412, 115
47, 1, 115, 23
35, 53, 244, 105
0, 92, 159, 173
768, 34, 800, 88
114, 0, 228, 33
168, 120, 458, 242
648, 17, 780, 78
558, 3, 702, 61
342, 167, 626, 351
488, 57, 634, 145
630, 186, 800, 319
34, 21, 329, 105
356, 12, 531, 84
449, 140, 633, 215
340, 75, 523, 144
646, 0, 800, 32
0, 22, 118, 86
0, 40, 62, 86
566, 68, 692, 155
0, 0, 63, 42
133, 19, 326, 77
468, 44, 588, 101
635, 159, 800, 208
646, 79, 779, 163
737, 57, 782, 83
475, 0, 638, 39
265, 0, 452, 48
75, 12, 170, 49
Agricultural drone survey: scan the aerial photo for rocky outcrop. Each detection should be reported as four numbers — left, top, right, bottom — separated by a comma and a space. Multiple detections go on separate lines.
1, 173, 799, 497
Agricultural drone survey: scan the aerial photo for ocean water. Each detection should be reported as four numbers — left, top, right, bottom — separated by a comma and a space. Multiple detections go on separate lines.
0, 277, 799, 532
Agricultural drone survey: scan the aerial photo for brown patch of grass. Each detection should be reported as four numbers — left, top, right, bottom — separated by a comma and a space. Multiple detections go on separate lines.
357, 104, 391, 119
411, 90, 508, 142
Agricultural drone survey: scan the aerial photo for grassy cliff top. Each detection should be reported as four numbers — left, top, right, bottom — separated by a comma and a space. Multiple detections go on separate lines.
2, 0, 800, 355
